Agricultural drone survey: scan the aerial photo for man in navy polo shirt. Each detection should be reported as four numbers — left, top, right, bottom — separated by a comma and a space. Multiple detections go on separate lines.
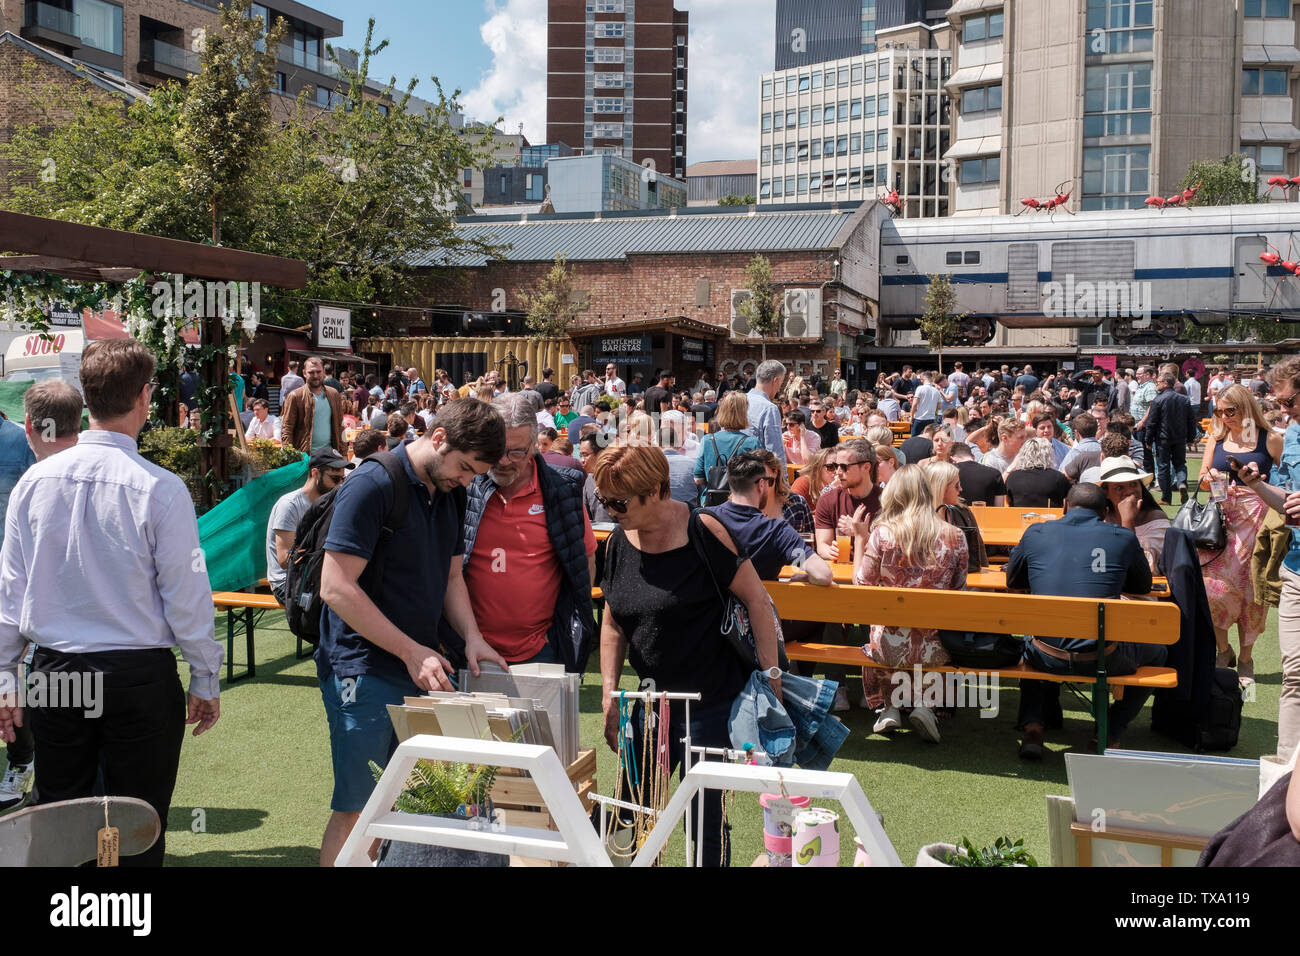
316, 397, 509, 866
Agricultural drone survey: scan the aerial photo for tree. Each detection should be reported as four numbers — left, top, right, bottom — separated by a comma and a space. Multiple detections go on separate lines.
518, 254, 584, 339
1177, 154, 1264, 207
737, 254, 781, 359
718, 193, 757, 206
919, 273, 968, 374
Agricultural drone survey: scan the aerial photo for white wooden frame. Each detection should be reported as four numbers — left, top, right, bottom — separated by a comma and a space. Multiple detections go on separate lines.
335, 735, 611, 867
631, 761, 903, 867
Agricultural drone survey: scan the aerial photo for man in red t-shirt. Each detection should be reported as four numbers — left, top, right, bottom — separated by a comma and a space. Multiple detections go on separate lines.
809, 438, 883, 711
463, 398, 596, 664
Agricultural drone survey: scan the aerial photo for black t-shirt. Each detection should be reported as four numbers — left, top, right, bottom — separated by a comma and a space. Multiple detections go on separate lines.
894, 377, 917, 396
812, 419, 840, 449
691, 402, 716, 424
955, 460, 1006, 505
643, 385, 671, 414
535, 381, 560, 403
1004, 468, 1072, 508
602, 509, 747, 705
712, 501, 812, 581
900, 436, 934, 463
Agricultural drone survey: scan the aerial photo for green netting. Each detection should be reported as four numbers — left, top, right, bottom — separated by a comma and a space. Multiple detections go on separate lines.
198, 459, 308, 592
0, 380, 90, 428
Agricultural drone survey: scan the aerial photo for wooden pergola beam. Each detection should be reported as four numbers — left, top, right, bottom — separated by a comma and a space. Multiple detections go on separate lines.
0, 211, 307, 288
0, 256, 141, 283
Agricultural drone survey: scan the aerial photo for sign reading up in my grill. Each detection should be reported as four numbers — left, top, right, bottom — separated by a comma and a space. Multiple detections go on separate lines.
594, 335, 652, 364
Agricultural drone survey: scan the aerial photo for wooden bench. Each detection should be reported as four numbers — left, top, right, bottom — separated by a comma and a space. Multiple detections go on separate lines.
212, 591, 288, 683
765, 581, 1180, 751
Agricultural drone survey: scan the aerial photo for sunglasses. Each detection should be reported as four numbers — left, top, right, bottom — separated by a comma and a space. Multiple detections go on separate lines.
594, 492, 631, 514
1279, 392, 1299, 411
829, 461, 864, 472
1214, 406, 1239, 417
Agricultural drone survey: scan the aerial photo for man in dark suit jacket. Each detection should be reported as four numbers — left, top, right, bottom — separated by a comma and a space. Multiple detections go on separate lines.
1007, 483, 1160, 758
1144, 372, 1197, 505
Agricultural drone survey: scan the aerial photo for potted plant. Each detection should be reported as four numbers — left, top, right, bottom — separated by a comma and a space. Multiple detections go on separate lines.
367, 759, 510, 868
916, 835, 1037, 868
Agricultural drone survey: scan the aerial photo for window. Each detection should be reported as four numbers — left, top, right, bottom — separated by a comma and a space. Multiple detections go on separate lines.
587, 48, 625, 63
594, 97, 624, 112
677, 35, 685, 46
762, 79, 773, 99
797, 141, 809, 160
595, 22, 624, 37
762, 112, 772, 132
878, 97, 889, 116
760, 179, 772, 199
877, 164, 887, 185
850, 133, 861, 153
785, 176, 795, 195
964, 251, 980, 264
593, 122, 624, 138
1085, 0, 1154, 53
799, 74, 810, 91
849, 170, 861, 188
798, 174, 808, 193
863, 167, 875, 187
877, 130, 888, 150
811, 72, 822, 91
810, 175, 821, 192
837, 135, 849, 155
75, 0, 123, 55
1243, 69, 1290, 96
945, 251, 962, 265
812, 106, 821, 126
774, 111, 784, 130
595, 72, 625, 88
761, 146, 771, 165
463, 169, 473, 187
1082, 145, 1150, 207
879, 61, 889, 81
377, 103, 388, 116
811, 139, 822, 158
786, 144, 796, 163
772, 144, 783, 165
316, 86, 335, 109
863, 132, 874, 153
896, 255, 909, 265
851, 99, 863, 119
962, 11, 1005, 42
959, 157, 1000, 184
773, 177, 784, 197
839, 66, 850, 86
799, 108, 809, 127
1084, 63, 1152, 137
1245, 0, 1292, 15
838, 100, 849, 121
963, 87, 985, 112
852, 64, 863, 83
864, 95, 875, 115
1244, 144, 1286, 172
588, 0, 625, 10
274, 71, 287, 93
836, 170, 848, 189
786, 110, 797, 127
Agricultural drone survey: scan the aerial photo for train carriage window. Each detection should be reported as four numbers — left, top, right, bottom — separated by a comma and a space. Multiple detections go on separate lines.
946, 251, 962, 265
896, 255, 909, 265
964, 251, 980, 265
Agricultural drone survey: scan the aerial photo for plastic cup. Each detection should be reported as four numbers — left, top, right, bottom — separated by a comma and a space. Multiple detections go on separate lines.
835, 535, 852, 563
1210, 477, 1228, 502
1020, 512, 1040, 530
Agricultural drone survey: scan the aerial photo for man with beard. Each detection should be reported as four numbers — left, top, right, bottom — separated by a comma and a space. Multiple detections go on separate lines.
461, 394, 597, 669
316, 397, 509, 866
266, 448, 354, 614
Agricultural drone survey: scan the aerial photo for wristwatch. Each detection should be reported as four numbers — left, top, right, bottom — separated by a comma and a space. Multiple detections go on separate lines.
764, 666, 782, 680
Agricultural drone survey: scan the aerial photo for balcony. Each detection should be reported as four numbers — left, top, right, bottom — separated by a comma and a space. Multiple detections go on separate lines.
140, 37, 200, 79
22, 2, 80, 49
278, 43, 340, 78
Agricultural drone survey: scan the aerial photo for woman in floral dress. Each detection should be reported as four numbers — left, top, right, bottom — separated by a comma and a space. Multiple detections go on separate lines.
853, 464, 968, 743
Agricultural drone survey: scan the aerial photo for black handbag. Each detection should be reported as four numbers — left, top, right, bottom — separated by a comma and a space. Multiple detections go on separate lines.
938, 630, 1025, 669
1171, 488, 1227, 552
942, 503, 987, 573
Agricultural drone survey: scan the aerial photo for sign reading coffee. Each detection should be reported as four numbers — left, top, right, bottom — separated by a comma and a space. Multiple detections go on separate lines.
593, 335, 652, 365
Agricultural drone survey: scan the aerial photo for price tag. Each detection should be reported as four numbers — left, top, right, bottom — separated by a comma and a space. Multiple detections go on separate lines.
766, 797, 798, 836
97, 826, 120, 867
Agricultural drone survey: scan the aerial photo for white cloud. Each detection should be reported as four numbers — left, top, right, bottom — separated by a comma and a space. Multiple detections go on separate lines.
465, 0, 773, 164
462, 0, 549, 139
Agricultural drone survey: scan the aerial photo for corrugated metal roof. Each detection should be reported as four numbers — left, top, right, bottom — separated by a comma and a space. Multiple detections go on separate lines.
416, 203, 864, 267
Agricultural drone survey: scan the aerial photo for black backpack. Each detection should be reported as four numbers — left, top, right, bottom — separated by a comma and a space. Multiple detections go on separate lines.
701, 433, 751, 507
284, 452, 411, 644
1151, 666, 1243, 752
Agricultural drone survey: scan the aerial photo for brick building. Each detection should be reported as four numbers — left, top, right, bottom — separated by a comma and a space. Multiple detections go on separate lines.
411, 201, 886, 387
547, 0, 688, 181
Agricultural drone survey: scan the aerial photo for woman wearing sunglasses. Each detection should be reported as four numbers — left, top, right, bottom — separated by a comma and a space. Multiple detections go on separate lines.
1198, 384, 1284, 682
594, 443, 782, 867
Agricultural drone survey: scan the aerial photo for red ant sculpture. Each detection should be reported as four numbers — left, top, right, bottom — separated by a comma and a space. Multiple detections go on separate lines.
1263, 176, 1300, 198
1015, 181, 1073, 218
1259, 237, 1300, 306
1145, 182, 1201, 210
878, 187, 903, 216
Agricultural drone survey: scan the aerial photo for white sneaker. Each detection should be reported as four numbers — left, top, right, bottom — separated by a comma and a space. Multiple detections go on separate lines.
909, 706, 942, 744
873, 706, 902, 734
832, 687, 850, 713
0, 760, 33, 811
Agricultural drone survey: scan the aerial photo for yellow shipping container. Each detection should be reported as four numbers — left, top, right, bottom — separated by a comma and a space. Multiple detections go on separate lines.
356, 336, 579, 390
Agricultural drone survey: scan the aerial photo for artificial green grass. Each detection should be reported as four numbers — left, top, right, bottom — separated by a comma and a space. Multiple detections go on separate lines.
2, 457, 1286, 866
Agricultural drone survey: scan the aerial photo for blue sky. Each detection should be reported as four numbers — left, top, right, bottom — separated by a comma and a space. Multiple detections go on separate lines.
331, 0, 776, 163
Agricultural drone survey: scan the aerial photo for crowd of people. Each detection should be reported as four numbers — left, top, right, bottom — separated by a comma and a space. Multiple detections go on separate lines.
2, 338, 1299, 870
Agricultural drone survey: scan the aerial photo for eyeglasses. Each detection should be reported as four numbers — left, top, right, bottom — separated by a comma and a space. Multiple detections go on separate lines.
829, 461, 864, 472
1214, 406, 1239, 417
1278, 392, 1299, 411
500, 448, 531, 462
594, 492, 631, 514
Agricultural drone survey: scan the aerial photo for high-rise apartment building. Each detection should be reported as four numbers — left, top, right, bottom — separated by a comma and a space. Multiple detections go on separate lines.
946, 0, 1300, 216
774, 0, 953, 68
546, 0, 688, 181
758, 41, 953, 216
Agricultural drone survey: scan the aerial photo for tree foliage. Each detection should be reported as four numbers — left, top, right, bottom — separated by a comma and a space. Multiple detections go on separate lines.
518, 254, 584, 339
919, 273, 968, 374
717, 193, 757, 206
738, 254, 781, 339
1177, 154, 1264, 207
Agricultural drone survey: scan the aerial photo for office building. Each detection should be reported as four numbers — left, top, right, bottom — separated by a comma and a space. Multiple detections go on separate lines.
945, 0, 1300, 216
546, 0, 688, 180
685, 159, 757, 205
477, 142, 575, 209
758, 40, 953, 217
544, 152, 686, 212
774, 0, 953, 68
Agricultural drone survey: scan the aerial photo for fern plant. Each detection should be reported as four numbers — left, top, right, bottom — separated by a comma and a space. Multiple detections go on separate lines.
369, 759, 503, 817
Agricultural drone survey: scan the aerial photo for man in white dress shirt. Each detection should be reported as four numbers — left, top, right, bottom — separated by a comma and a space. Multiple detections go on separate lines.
244, 398, 281, 442
0, 338, 224, 866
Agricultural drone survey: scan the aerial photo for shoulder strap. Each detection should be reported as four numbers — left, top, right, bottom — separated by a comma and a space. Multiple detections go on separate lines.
688, 508, 727, 607
366, 450, 410, 532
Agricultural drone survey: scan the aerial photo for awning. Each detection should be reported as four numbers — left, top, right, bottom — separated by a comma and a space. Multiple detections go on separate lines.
567, 315, 727, 339
947, 0, 1004, 16
1242, 44, 1300, 64
287, 348, 378, 366
945, 63, 1000, 89
1241, 122, 1300, 142
944, 136, 1001, 160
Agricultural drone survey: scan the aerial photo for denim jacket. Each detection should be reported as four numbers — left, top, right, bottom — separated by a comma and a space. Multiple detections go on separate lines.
728, 671, 849, 772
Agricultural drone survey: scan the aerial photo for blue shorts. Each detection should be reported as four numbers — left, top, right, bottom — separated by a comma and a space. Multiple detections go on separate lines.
320, 670, 421, 813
